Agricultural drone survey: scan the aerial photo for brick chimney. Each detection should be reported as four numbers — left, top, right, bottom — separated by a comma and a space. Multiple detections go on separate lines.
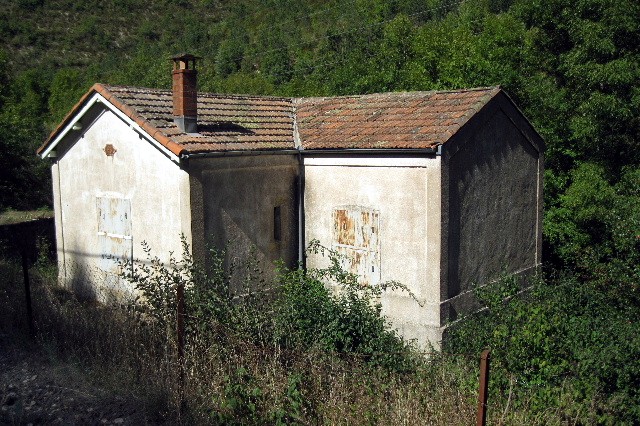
171, 53, 201, 133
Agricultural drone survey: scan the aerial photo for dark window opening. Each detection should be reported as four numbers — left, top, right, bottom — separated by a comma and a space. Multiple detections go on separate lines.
273, 206, 282, 241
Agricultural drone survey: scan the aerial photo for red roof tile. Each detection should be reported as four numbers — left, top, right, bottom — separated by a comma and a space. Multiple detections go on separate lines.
38, 85, 501, 157
294, 88, 499, 150
103, 85, 295, 154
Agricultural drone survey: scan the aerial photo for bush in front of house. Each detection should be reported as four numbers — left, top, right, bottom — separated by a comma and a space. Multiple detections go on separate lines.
121, 237, 416, 372
116, 237, 421, 422
445, 271, 640, 424
273, 243, 417, 371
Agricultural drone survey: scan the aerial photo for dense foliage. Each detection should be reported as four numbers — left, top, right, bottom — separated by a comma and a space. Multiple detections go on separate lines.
0, 0, 640, 266
122, 238, 416, 371
1, 0, 638, 266
446, 272, 640, 424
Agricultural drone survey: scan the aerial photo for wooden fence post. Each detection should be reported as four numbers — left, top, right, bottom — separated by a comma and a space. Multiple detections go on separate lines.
11, 222, 36, 338
176, 282, 186, 415
476, 349, 491, 426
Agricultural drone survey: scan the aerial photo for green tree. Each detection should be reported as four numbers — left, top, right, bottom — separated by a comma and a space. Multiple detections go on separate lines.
48, 68, 87, 123
0, 63, 51, 210
512, 0, 640, 175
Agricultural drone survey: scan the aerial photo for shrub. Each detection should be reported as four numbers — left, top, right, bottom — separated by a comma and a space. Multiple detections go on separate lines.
445, 272, 640, 423
274, 257, 416, 369
120, 237, 272, 343
121, 237, 416, 371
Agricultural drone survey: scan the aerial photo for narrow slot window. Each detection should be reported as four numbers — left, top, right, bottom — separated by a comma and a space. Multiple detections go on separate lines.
273, 206, 282, 241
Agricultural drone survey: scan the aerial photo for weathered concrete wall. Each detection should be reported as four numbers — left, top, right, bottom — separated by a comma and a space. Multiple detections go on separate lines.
187, 155, 299, 290
303, 155, 443, 348
53, 108, 192, 301
442, 104, 543, 321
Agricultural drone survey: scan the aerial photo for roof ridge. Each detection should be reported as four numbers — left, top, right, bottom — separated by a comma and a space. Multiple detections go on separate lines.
199, 92, 292, 102
102, 83, 292, 102
293, 86, 501, 103
101, 83, 170, 93
98, 84, 501, 104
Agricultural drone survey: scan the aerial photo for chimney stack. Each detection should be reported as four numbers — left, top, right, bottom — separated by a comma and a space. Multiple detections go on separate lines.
171, 53, 201, 133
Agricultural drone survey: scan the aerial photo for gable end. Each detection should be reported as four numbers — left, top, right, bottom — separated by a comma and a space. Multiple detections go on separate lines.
38, 84, 185, 163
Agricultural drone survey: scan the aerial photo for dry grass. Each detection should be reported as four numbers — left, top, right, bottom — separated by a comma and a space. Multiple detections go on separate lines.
0, 209, 54, 226
2, 259, 585, 425
0, 260, 480, 424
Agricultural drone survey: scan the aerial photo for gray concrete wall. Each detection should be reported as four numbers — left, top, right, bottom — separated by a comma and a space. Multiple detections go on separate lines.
303, 155, 443, 348
52, 108, 192, 301
441, 101, 543, 322
187, 154, 299, 291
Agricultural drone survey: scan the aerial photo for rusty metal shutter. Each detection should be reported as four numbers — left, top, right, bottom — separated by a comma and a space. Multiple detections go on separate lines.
332, 206, 380, 286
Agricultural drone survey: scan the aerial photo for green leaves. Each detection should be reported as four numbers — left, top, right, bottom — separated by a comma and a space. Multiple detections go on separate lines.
121, 237, 414, 372
446, 271, 640, 423
48, 68, 88, 123
1, 0, 638, 215
515, 0, 640, 172
215, 367, 264, 425
0, 59, 51, 211
544, 162, 640, 293
274, 241, 415, 370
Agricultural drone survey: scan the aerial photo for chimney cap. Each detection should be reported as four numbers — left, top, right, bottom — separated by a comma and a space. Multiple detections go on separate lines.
171, 53, 202, 71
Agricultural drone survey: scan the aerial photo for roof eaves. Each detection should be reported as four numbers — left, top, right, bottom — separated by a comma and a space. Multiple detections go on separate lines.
298, 147, 439, 155
37, 83, 186, 161
37, 83, 103, 156
94, 84, 185, 158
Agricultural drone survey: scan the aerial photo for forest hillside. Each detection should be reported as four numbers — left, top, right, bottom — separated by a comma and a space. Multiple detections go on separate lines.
2, 1, 638, 270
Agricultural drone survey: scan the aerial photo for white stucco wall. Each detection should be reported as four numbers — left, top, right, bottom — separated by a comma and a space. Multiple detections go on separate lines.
303, 155, 443, 348
52, 108, 192, 301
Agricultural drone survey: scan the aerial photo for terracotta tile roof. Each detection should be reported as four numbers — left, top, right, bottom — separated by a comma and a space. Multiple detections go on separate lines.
294, 87, 501, 150
38, 84, 502, 157
102, 85, 296, 154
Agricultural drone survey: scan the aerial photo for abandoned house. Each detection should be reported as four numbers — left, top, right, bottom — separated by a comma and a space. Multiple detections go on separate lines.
37, 54, 544, 347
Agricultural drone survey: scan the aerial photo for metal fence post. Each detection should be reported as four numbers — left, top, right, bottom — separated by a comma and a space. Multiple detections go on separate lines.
476, 349, 491, 426
176, 283, 185, 361
21, 247, 35, 337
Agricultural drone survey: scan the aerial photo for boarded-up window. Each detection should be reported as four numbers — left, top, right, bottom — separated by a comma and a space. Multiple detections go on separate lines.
97, 197, 132, 274
332, 206, 380, 286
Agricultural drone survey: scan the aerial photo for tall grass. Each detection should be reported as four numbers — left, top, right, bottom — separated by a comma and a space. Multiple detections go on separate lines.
1, 247, 611, 424
0, 258, 480, 424
0, 241, 485, 425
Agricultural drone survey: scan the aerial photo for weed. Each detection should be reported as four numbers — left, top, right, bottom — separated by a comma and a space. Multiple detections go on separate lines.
5, 236, 631, 424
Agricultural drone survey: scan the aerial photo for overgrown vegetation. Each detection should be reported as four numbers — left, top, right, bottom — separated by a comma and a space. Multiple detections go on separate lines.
3, 232, 639, 423
2, 0, 639, 423
447, 273, 640, 424
1, 244, 481, 424
122, 238, 417, 371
